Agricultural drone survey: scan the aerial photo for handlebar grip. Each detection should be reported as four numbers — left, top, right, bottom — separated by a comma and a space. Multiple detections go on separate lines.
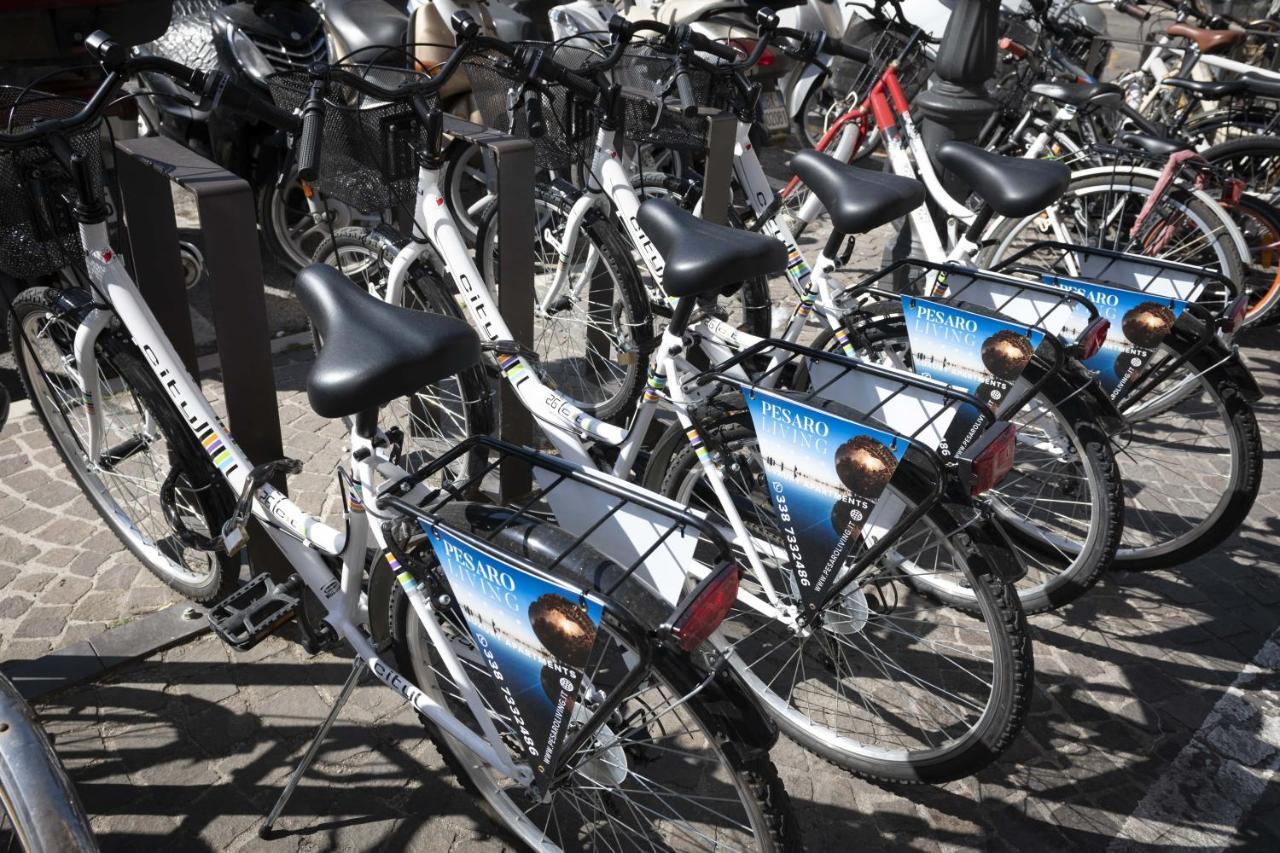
827, 39, 873, 64
1115, 0, 1151, 21
683, 29, 740, 62
673, 67, 699, 117
295, 82, 326, 182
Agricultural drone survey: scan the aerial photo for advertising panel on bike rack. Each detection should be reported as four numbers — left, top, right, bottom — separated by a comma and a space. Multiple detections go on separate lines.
1040, 273, 1188, 401
425, 527, 604, 787
901, 297, 1044, 451
741, 387, 906, 611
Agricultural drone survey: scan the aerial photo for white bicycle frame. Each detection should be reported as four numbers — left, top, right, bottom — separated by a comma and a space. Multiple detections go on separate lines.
374, 150, 805, 625
68, 217, 549, 787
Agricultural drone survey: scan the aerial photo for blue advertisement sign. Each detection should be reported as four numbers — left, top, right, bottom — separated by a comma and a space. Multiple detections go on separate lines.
1039, 273, 1187, 401
742, 388, 907, 609
901, 296, 1044, 453
424, 526, 605, 786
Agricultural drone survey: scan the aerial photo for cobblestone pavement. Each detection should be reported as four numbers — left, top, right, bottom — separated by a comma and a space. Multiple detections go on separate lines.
6, 316, 1277, 852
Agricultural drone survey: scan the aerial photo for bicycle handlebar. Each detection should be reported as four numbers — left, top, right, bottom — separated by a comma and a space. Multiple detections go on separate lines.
1114, 1, 1153, 21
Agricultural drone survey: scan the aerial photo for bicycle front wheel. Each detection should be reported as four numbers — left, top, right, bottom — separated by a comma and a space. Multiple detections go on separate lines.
650, 413, 1032, 784
392, 502, 802, 852
8, 285, 237, 602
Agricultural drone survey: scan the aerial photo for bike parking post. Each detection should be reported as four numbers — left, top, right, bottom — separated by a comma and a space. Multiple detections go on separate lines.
442, 116, 537, 501
114, 136, 289, 578
700, 111, 737, 226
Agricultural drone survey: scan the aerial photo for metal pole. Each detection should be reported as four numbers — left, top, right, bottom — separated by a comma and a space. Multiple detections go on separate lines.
700, 111, 737, 225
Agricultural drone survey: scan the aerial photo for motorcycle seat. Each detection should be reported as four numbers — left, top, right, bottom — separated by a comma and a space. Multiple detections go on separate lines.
296, 264, 480, 419
936, 141, 1070, 218
1115, 132, 1191, 158
1162, 77, 1247, 98
1029, 81, 1124, 109
790, 150, 925, 236
636, 199, 788, 299
1166, 23, 1245, 54
327, 0, 408, 64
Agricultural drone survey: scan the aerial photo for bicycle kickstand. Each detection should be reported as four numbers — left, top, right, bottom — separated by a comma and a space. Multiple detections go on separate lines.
259, 657, 367, 839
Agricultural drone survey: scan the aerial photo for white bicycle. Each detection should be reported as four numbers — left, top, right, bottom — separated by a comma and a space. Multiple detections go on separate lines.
2, 33, 803, 850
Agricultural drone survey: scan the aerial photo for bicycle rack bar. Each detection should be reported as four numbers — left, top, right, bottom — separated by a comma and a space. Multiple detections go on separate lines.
442, 116, 536, 501
114, 136, 288, 578
699, 111, 736, 225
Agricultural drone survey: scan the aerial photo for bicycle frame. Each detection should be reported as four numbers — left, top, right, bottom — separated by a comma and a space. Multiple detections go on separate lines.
67, 216, 542, 786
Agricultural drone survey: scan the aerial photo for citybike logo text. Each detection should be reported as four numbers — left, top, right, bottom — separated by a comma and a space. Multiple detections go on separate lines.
141, 343, 239, 476
624, 214, 665, 276
443, 260, 503, 343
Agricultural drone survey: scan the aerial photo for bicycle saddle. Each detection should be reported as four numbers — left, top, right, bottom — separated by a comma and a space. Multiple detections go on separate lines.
1162, 77, 1247, 99
935, 141, 1070, 218
790, 150, 925, 236
296, 263, 481, 419
1029, 81, 1124, 109
1116, 132, 1190, 158
636, 199, 788, 299
1166, 23, 1245, 54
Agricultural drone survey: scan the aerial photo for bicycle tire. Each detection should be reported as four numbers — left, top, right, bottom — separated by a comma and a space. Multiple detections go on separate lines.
389, 501, 803, 852
1112, 347, 1263, 569
474, 181, 653, 424
0, 673, 98, 852
1202, 134, 1280, 205
1221, 192, 1280, 325
645, 408, 1033, 783
8, 285, 237, 603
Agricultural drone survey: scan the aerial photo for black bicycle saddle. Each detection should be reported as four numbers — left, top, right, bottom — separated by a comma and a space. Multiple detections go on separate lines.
936, 141, 1070, 218
790, 150, 925, 236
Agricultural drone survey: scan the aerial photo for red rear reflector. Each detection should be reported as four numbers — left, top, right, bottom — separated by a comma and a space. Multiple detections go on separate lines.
1078, 317, 1111, 360
969, 424, 1017, 496
670, 564, 740, 653
759, 47, 776, 68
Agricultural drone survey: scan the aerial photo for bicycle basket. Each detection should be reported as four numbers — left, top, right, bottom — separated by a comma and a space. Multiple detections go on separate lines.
462, 42, 602, 172
0, 88, 105, 280
267, 66, 439, 213
613, 43, 738, 152
843, 26, 931, 105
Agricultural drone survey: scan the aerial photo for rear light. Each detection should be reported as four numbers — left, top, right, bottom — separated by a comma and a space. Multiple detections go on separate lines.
1077, 316, 1111, 360
759, 47, 776, 68
726, 38, 774, 68
668, 563, 740, 653
1223, 293, 1249, 333
959, 422, 1017, 497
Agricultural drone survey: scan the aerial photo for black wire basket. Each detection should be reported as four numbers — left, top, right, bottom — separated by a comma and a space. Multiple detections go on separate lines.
0, 87, 104, 280
842, 25, 931, 105
267, 66, 439, 213
612, 43, 738, 152
463, 42, 602, 172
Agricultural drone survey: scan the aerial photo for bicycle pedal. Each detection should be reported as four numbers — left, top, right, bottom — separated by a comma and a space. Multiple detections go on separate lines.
207, 573, 301, 652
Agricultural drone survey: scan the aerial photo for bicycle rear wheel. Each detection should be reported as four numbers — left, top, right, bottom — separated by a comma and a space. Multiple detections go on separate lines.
984, 171, 1246, 287
648, 410, 1033, 783
391, 502, 802, 852
1111, 346, 1262, 568
8, 285, 237, 602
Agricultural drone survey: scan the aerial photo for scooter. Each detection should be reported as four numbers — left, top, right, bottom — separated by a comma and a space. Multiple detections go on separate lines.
131, 0, 349, 272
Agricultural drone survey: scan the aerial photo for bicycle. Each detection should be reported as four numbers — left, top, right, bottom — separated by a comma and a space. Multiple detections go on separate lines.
295, 13, 1035, 784
0, 34, 804, 850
